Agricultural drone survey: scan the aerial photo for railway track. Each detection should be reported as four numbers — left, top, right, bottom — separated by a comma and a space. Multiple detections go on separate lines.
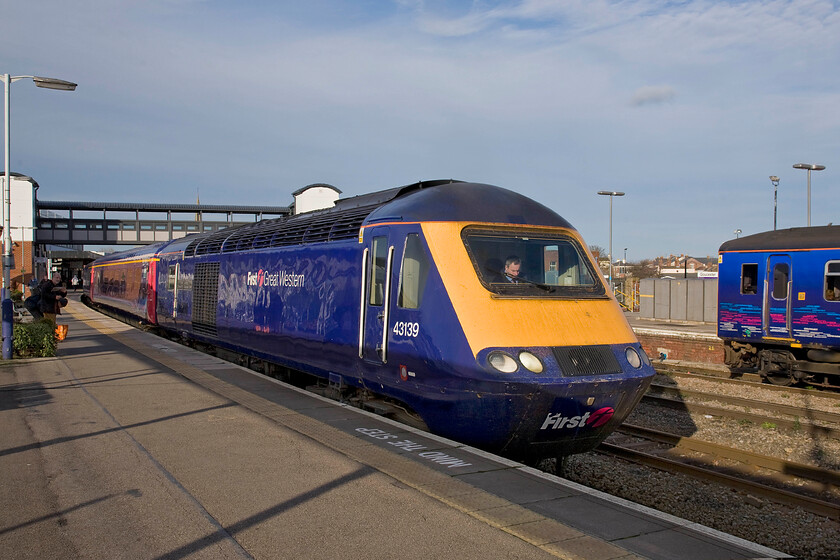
600, 424, 840, 520
642, 388, 840, 440
599, 370, 840, 520
654, 362, 840, 392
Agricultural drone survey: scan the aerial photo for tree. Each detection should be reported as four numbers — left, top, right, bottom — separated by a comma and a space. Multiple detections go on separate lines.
626, 259, 658, 279
589, 245, 606, 260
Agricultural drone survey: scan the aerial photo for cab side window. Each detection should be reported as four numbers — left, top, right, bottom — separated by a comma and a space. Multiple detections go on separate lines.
825, 261, 840, 302
398, 234, 430, 309
741, 263, 758, 295
369, 236, 387, 306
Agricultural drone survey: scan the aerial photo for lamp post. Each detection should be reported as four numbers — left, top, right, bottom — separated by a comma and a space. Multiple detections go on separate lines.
734, 229, 742, 238
3, 74, 76, 359
597, 190, 625, 293
792, 163, 826, 227
769, 176, 779, 230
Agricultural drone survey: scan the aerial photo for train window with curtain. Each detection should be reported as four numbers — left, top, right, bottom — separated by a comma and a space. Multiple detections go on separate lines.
772, 263, 789, 300
740, 263, 758, 295
461, 227, 605, 298
825, 261, 840, 302
398, 234, 430, 309
369, 236, 387, 306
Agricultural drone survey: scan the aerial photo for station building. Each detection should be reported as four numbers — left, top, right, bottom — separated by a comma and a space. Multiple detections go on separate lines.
1, 173, 335, 292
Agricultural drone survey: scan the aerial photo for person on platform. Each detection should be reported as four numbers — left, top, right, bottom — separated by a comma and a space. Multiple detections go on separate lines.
39, 273, 67, 324
71, 274, 80, 292
24, 278, 44, 321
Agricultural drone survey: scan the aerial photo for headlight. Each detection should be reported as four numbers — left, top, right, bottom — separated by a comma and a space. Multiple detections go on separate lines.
518, 351, 544, 373
488, 351, 518, 373
625, 346, 643, 369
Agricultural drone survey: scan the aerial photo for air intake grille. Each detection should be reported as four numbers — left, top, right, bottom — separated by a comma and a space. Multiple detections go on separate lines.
184, 205, 376, 257
552, 345, 621, 376
192, 262, 219, 337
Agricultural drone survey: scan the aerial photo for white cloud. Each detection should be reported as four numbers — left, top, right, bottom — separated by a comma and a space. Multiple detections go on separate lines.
631, 85, 677, 106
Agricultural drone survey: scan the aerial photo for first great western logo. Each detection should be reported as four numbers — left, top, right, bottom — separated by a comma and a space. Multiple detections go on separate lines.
247, 269, 305, 288
539, 406, 614, 430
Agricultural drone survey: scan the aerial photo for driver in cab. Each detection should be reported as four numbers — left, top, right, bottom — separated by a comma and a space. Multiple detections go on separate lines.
504, 256, 522, 283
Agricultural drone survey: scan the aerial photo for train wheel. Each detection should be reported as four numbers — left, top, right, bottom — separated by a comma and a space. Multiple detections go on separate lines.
764, 370, 794, 386
759, 350, 795, 387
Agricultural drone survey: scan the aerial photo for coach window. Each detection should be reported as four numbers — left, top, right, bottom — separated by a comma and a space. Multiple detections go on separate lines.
398, 234, 430, 309
741, 263, 758, 295
825, 261, 840, 301
168, 265, 177, 290
772, 263, 789, 300
370, 236, 387, 306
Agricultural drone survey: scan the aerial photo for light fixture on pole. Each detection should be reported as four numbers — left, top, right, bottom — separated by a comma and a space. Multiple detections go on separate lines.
792, 163, 826, 227
3, 74, 77, 359
769, 176, 779, 230
597, 190, 625, 293
734, 229, 742, 238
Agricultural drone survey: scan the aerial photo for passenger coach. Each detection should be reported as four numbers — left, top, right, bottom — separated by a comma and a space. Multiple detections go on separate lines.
87, 180, 655, 461
718, 225, 840, 387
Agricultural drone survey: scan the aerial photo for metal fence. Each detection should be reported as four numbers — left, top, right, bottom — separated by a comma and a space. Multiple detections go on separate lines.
639, 278, 717, 323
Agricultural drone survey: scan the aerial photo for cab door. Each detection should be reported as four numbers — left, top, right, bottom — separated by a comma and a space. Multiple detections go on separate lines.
764, 255, 792, 339
360, 228, 396, 363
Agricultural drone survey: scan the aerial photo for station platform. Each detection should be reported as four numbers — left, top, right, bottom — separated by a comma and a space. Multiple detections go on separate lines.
625, 314, 726, 368
0, 301, 787, 560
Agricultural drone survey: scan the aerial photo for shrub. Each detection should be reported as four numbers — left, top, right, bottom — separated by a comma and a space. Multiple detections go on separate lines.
13, 320, 57, 357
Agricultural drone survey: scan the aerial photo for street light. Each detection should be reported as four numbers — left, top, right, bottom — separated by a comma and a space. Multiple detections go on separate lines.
597, 190, 625, 293
792, 163, 826, 227
769, 176, 779, 230
3, 74, 77, 359
734, 229, 742, 238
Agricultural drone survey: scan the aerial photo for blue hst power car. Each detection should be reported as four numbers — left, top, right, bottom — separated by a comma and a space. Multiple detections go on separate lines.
86, 180, 655, 461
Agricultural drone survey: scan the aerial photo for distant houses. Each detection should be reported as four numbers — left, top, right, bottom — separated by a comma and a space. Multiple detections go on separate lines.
592, 251, 719, 281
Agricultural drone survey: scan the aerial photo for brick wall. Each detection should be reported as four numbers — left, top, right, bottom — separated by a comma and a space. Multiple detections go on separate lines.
635, 330, 725, 365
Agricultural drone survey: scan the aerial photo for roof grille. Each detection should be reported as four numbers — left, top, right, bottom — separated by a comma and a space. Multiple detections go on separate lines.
184, 205, 376, 257
552, 345, 621, 376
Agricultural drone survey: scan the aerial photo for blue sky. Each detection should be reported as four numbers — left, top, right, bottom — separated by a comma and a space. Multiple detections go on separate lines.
2, 0, 838, 259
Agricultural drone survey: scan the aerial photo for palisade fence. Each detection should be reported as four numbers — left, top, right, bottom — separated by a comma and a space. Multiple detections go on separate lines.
639, 278, 717, 323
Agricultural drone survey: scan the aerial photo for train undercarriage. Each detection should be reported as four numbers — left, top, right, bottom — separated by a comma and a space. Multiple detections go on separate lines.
723, 340, 840, 389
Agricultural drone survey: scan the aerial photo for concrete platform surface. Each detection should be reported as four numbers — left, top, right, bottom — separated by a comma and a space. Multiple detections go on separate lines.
0, 301, 788, 560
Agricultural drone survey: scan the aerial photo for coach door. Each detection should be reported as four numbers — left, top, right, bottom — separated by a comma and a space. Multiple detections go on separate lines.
360, 228, 396, 363
764, 255, 792, 339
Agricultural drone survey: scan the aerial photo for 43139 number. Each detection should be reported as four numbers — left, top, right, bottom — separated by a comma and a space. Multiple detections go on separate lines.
392, 321, 420, 337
